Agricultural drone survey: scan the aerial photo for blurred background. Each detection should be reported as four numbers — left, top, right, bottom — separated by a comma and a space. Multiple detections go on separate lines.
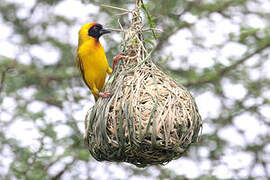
0, 0, 270, 179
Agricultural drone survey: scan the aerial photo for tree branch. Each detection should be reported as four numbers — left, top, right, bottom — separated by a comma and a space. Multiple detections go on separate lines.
184, 43, 270, 87
152, 0, 240, 54
153, 21, 192, 54
0, 61, 16, 94
51, 158, 76, 180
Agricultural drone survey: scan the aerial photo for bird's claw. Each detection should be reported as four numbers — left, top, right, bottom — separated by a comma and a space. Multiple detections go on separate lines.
113, 52, 125, 61
99, 91, 111, 98
112, 52, 127, 71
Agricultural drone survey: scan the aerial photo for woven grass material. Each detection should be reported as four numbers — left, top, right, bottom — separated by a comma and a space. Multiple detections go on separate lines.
85, 7, 202, 167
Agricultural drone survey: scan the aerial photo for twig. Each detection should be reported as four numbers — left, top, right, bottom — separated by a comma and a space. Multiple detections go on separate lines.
153, 21, 192, 53
184, 43, 270, 87
118, 19, 124, 31
51, 158, 76, 180
100, 4, 130, 12
108, 28, 126, 32
136, 0, 141, 9
142, 28, 163, 32
0, 61, 16, 94
115, 12, 130, 16
140, 0, 157, 39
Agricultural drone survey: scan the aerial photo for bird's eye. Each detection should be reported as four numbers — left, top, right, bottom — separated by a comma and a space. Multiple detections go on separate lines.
93, 26, 98, 31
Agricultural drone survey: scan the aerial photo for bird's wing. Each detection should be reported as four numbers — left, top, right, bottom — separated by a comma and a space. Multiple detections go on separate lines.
76, 54, 91, 90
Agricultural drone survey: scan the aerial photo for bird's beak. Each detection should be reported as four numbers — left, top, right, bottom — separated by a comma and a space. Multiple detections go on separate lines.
100, 28, 111, 36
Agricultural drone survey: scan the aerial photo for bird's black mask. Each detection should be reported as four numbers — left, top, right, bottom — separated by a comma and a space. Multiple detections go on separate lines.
88, 24, 111, 40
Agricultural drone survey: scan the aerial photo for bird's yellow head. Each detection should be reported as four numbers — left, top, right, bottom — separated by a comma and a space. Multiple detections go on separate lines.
78, 22, 111, 45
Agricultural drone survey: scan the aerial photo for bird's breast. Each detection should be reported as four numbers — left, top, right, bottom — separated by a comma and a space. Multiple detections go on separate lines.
78, 41, 109, 89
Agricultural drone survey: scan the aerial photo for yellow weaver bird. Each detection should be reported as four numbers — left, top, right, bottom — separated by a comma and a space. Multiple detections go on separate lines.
76, 22, 113, 101
77, 23, 125, 140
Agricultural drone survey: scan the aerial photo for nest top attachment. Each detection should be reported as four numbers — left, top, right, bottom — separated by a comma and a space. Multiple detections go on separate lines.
84, 3, 202, 167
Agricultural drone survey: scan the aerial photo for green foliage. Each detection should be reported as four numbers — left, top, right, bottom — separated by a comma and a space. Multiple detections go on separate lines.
0, 0, 270, 179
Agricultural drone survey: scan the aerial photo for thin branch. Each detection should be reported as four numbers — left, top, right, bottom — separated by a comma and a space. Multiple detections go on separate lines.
142, 28, 163, 32
100, 4, 130, 12
107, 28, 126, 32
51, 158, 76, 180
118, 18, 124, 31
24, 138, 45, 177
0, 61, 16, 94
184, 43, 270, 87
114, 12, 130, 16
140, 0, 157, 39
153, 0, 238, 54
136, 0, 141, 9
153, 21, 192, 53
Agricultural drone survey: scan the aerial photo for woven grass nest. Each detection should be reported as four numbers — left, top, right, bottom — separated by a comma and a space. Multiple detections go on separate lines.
84, 8, 202, 167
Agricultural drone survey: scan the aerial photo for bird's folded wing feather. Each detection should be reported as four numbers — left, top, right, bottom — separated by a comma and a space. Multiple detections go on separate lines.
76, 54, 91, 90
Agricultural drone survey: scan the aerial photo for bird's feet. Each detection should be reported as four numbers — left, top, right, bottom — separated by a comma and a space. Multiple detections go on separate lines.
99, 91, 111, 98
112, 52, 127, 71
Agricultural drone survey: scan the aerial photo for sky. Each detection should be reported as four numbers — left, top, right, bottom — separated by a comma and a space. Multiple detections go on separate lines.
0, 0, 270, 179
